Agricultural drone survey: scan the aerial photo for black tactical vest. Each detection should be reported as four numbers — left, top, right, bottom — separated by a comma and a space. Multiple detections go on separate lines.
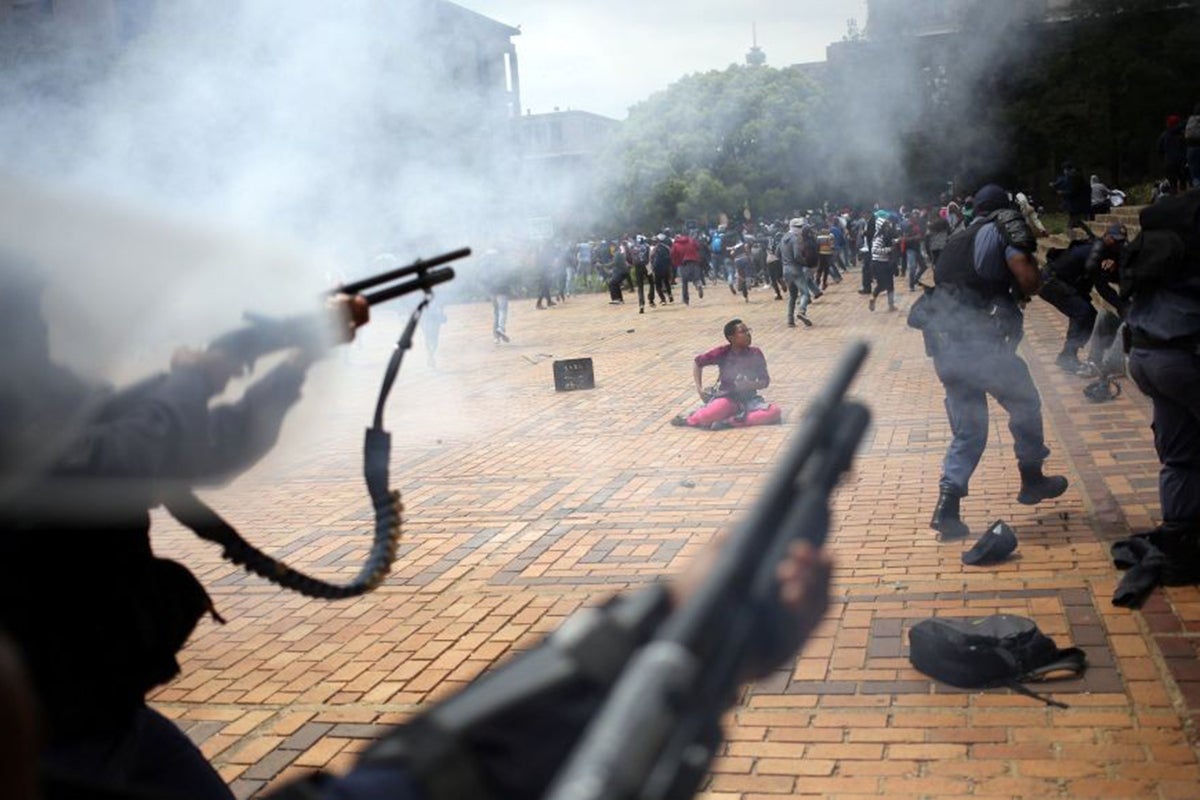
934, 216, 1012, 306
929, 216, 1025, 344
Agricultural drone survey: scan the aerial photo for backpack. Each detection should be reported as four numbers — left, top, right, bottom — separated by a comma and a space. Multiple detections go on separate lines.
908, 614, 1087, 708
651, 242, 671, 272
630, 241, 650, 267
800, 227, 819, 265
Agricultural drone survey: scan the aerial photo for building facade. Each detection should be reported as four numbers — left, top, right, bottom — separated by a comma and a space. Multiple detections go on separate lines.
516, 109, 620, 236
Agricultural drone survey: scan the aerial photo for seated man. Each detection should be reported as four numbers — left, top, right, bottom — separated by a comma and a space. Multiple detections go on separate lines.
672, 318, 782, 429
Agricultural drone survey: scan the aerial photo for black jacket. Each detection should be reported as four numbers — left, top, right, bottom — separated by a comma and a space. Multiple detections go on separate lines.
1, 362, 306, 739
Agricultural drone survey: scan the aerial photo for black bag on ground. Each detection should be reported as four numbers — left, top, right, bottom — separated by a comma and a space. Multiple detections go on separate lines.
908, 614, 1086, 708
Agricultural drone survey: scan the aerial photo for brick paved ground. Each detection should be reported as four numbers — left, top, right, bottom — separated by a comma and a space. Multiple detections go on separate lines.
146, 241, 1200, 799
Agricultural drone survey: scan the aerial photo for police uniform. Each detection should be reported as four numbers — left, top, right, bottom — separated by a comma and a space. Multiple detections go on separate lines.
1039, 240, 1101, 371
3, 309, 325, 800
924, 186, 1067, 539
1125, 226, 1200, 542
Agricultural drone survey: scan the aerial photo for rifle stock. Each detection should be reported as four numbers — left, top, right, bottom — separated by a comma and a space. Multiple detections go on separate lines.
546, 341, 871, 800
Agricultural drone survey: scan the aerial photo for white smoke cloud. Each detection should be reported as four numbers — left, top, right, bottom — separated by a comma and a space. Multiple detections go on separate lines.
0, 0, 523, 376
0, 1, 540, 494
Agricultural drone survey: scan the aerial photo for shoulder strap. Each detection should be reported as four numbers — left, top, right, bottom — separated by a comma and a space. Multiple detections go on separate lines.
1002, 678, 1069, 709
163, 299, 429, 599
1024, 646, 1088, 682
999, 645, 1087, 709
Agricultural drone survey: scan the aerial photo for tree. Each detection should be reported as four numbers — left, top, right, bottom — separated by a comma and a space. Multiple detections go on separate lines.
594, 64, 825, 231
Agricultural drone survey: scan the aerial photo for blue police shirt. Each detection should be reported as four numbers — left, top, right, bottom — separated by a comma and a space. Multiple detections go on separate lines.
972, 223, 1022, 285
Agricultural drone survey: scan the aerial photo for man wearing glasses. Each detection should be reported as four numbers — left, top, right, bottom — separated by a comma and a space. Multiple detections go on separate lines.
671, 319, 783, 430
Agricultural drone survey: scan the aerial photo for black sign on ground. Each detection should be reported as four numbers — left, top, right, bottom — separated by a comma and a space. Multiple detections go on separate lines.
553, 358, 595, 392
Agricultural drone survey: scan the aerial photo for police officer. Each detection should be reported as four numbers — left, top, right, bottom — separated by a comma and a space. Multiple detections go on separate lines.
263, 542, 831, 800
0, 261, 369, 800
1124, 188, 1200, 577
925, 184, 1069, 539
1038, 222, 1128, 374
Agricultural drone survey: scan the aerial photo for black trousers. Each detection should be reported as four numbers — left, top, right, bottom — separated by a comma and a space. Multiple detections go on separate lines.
608, 271, 628, 302
1129, 348, 1200, 524
635, 264, 655, 307
45, 705, 234, 800
1043, 288, 1098, 355
767, 260, 784, 297
652, 268, 673, 302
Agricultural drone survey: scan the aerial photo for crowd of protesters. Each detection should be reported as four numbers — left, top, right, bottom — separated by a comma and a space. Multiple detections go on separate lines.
464, 189, 1078, 352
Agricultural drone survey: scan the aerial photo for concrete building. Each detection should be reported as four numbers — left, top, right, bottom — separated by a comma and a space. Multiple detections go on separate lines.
1, 1, 520, 121
422, 1, 522, 121
862, 0, 1074, 38
516, 109, 620, 236
0, 0, 154, 44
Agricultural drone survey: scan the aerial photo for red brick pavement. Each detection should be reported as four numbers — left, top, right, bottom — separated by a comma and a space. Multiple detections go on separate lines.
143, 265, 1200, 798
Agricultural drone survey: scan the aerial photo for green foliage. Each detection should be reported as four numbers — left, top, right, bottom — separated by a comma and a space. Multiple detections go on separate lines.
1122, 181, 1158, 206
1039, 212, 1068, 236
596, 64, 824, 231
1003, 1, 1200, 188
589, 3, 1198, 232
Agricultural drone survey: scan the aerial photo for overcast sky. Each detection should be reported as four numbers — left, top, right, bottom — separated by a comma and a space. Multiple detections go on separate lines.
459, 1, 869, 120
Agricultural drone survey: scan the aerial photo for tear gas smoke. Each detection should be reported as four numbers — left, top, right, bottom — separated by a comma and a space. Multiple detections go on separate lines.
0, 0, 535, 495
820, 0, 1058, 203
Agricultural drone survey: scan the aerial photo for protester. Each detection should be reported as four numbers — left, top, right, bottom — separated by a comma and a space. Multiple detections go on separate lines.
1090, 174, 1114, 218
671, 319, 782, 430
1051, 161, 1090, 229
480, 249, 511, 343
778, 218, 813, 328
868, 211, 899, 312
670, 230, 704, 305
419, 293, 446, 369
731, 240, 751, 302
535, 242, 558, 310
650, 232, 674, 305
1158, 114, 1189, 194
605, 241, 630, 305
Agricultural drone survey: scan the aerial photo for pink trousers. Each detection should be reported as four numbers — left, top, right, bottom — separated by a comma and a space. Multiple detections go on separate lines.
687, 397, 782, 428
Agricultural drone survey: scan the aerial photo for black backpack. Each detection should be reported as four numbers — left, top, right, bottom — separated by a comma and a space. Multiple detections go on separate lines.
908, 614, 1087, 708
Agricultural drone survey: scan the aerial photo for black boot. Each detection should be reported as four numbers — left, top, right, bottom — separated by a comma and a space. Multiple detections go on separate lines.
930, 489, 970, 540
1017, 463, 1069, 505
1055, 350, 1082, 373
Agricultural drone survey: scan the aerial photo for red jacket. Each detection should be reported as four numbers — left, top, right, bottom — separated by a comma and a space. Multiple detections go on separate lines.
670, 235, 700, 267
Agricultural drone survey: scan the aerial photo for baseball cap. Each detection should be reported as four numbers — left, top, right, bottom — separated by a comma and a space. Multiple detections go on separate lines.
973, 184, 1010, 215
961, 520, 1018, 566
1104, 223, 1128, 241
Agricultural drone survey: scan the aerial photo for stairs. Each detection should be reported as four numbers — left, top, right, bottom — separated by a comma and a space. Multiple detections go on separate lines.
1042, 205, 1145, 253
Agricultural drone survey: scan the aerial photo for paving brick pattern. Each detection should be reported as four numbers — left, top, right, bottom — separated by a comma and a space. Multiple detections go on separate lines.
144, 245, 1200, 798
